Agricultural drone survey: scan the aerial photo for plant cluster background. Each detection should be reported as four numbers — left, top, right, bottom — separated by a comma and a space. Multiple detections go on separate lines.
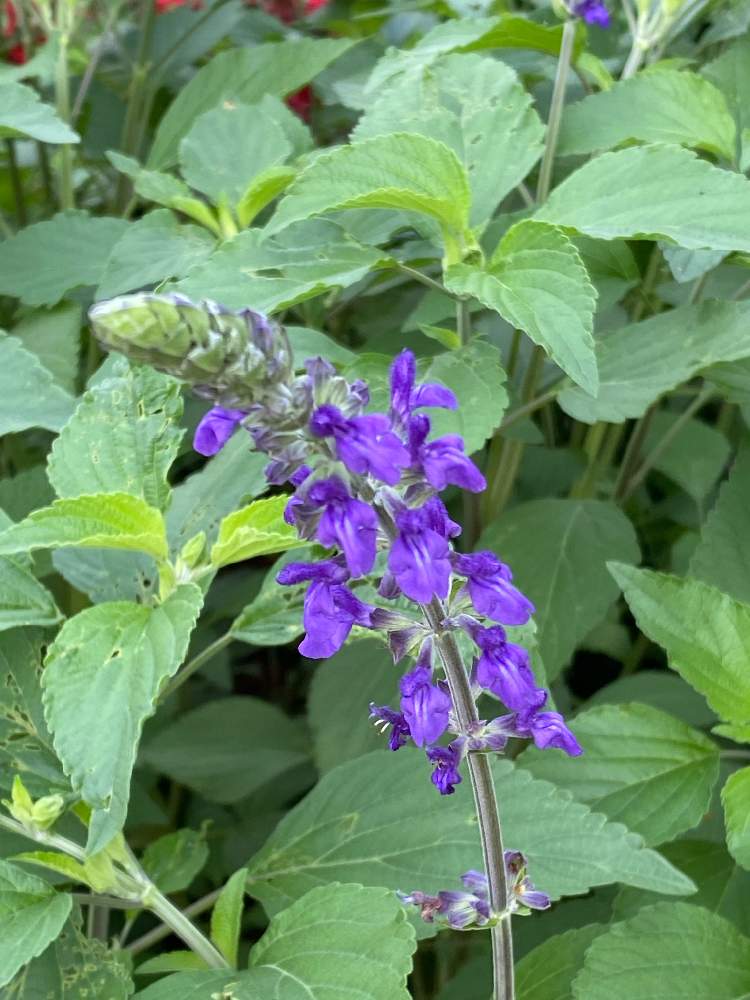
1, 0, 750, 995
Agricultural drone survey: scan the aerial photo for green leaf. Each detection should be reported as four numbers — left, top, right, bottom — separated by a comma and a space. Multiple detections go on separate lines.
141, 696, 310, 804
0, 82, 79, 143
354, 53, 544, 227
0, 556, 61, 632
479, 500, 640, 679
230, 550, 310, 647
236, 164, 297, 228
42, 585, 203, 853
0, 333, 75, 435
179, 103, 292, 206
461, 14, 586, 59
107, 151, 194, 207
308, 639, 397, 772
210, 868, 246, 966
48, 359, 183, 510
0, 212, 128, 307
642, 412, 730, 503
558, 299, 750, 423
690, 449, 750, 604
136, 951, 208, 974
0, 493, 169, 562
537, 144, 750, 253
210, 495, 300, 568
286, 325, 356, 368
52, 549, 157, 606
723, 767, 750, 870
445, 221, 597, 394
516, 924, 605, 1000
148, 37, 354, 169
96, 210, 215, 299
571, 902, 750, 1000
518, 703, 719, 845
609, 564, 750, 724
0, 860, 71, 986
245, 749, 693, 918
557, 70, 736, 161
142, 829, 209, 894
13, 302, 81, 394
267, 133, 471, 240
11, 851, 111, 892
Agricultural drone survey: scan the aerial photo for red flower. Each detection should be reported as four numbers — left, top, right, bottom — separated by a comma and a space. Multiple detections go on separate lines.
304, 0, 328, 11
155, 0, 202, 12
2, 0, 17, 37
286, 85, 313, 120
6, 41, 25, 63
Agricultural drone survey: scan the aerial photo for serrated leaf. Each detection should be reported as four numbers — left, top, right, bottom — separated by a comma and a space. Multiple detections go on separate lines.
148, 37, 354, 169
230, 550, 310, 647
558, 70, 736, 161
571, 902, 750, 1000
0, 860, 71, 986
610, 564, 750, 724
461, 13, 586, 59
142, 829, 209, 894
0, 556, 61, 632
0, 493, 169, 562
210, 495, 300, 568
210, 868, 246, 966
559, 299, 750, 423
13, 302, 81, 395
479, 500, 640, 679
52, 549, 157, 605
107, 151, 193, 206
0, 81, 78, 143
42, 585, 203, 853
445, 221, 597, 394
236, 164, 297, 228
0, 213, 128, 307
642, 412, 730, 503
48, 359, 183, 510
723, 767, 750, 870
537, 144, 750, 253
516, 924, 605, 1000
267, 132, 471, 240
245, 749, 693, 918
0, 333, 75, 435
518, 703, 719, 845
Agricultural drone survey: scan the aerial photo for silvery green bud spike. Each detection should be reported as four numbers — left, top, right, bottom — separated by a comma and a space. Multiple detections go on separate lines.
88, 293, 293, 409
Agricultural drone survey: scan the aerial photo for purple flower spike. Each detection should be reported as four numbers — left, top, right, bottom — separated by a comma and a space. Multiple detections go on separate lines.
310, 404, 409, 485
474, 626, 546, 713
399, 666, 451, 747
427, 742, 463, 795
193, 406, 246, 456
572, 0, 610, 25
390, 349, 457, 429
307, 477, 378, 578
370, 703, 411, 751
388, 504, 452, 604
454, 551, 535, 625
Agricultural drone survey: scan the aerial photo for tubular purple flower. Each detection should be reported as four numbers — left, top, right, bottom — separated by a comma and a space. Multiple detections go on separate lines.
388, 504, 452, 604
389, 349, 457, 430
310, 404, 410, 485
193, 406, 246, 456
306, 476, 378, 577
572, 0, 610, 25
504, 851, 551, 912
370, 704, 411, 751
520, 710, 583, 756
408, 415, 486, 493
473, 625, 547, 713
454, 551, 535, 625
399, 665, 452, 748
427, 742, 463, 795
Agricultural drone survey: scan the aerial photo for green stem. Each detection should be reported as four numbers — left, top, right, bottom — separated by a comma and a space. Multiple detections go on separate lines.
142, 885, 229, 968
74, 893, 143, 910
0, 814, 87, 861
536, 19, 576, 204
128, 888, 222, 955
54, 30, 75, 210
612, 405, 656, 502
160, 632, 233, 701
457, 298, 472, 346
499, 384, 563, 432
396, 263, 453, 297
5, 140, 27, 226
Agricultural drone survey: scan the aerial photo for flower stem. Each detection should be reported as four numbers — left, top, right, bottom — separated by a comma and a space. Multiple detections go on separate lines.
536, 18, 576, 204
160, 631, 233, 701
54, 28, 75, 210
128, 887, 222, 955
141, 884, 229, 968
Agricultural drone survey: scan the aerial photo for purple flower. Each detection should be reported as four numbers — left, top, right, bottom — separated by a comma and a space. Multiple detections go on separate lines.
572, 0, 610, 25
277, 560, 374, 658
310, 404, 410, 485
473, 626, 546, 713
388, 504, 452, 604
504, 851, 551, 912
390, 350, 457, 430
399, 666, 451, 748
453, 551, 534, 625
399, 870, 491, 929
427, 742, 463, 795
305, 477, 378, 578
408, 415, 486, 493
193, 406, 246, 456
520, 710, 583, 756
370, 704, 411, 751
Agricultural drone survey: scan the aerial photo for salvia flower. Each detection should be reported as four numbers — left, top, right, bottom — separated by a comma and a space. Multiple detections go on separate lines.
572, 0, 610, 25
193, 406, 246, 456
407, 414, 486, 493
310, 404, 410, 485
389, 348, 458, 431
504, 851, 551, 913
399, 665, 452, 748
427, 742, 464, 795
388, 503, 453, 604
370, 704, 411, 751
305, 476, 378, 578
453, 551, 535, 625
472, 625, 547, 713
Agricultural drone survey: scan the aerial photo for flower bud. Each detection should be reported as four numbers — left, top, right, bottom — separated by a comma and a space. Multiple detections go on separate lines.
3, 776, 64, 831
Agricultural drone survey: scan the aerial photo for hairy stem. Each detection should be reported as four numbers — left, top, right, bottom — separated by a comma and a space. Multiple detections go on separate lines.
536, 19, 576, 204
160, 632, 233, 701
54, 29, 75, 210
128, 887, 222, 955
0, 814, 87, 861
141, 885, 229, 967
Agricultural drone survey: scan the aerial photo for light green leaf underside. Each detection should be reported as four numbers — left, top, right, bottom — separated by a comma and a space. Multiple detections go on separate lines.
210, 495, 300, 568
0, 333, 75, 435
722, 767, 750, 870
0, 81, 79, 143
0, 556, 61, 632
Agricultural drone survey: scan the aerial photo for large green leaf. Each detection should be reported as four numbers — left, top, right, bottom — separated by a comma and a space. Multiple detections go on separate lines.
267, 133, 471, 240
13, 302, 81, 395
148, 37, 353, 169
557, 70, 736, 161
0, 860, 71, 986
0, 333, 75, 435
559, 299, 750, 423
641, 412, 730, 504
690, 448, 750, 604
571, 903, 750, 1000
354, 53, 544, 227
537, 144, 750, 253
516, 924, 605, 1000
142, 828, 209, 894
723, 767, 750, 870
445, 221, 597, 394
0, 493, 169, 562
42, 585, 202, 853
141, 696, 310, 804
230, 551, 308, 647
210, 495, 300, 568
0, 556, 61, 632
518, 703, 719, 845
0, 213, 128, 306
245, 750, 693, 918
479, 500, 639, 679
48, 358, 183, 510
610, 564, 750, 724
0, 82, 79, 143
